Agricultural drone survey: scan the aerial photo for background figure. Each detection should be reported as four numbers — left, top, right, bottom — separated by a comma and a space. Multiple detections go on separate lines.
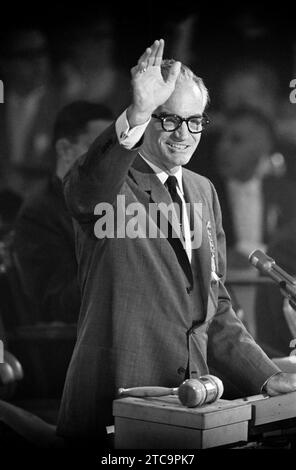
218, 61, 279, 118
276, 101, 296, 183
9, 101, 113, 401
253, 73, 296, 354
255, 218, 296, 357
206, 107, 293, 268
57, 21, 131, 116
186, 60, 282, 188
0, 189, 23, 238
10, 101, 112, 399
13, 101, 113, 326
0, 29, 61, 196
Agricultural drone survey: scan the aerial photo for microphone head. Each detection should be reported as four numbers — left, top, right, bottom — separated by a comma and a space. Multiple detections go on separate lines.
249, 249, 275, 272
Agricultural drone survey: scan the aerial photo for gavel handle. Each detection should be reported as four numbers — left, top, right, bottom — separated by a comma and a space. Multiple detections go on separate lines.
118, 386, 178, 397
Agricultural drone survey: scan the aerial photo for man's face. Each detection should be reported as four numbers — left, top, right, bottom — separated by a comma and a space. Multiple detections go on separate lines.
216, 117, 272, 181
141, 80, 205, 172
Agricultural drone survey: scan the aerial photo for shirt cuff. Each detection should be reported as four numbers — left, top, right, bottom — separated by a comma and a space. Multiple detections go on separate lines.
115, 110, 150, 149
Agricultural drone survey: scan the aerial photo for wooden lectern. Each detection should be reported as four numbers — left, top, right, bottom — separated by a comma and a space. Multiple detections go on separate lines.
113, 391, 296, 449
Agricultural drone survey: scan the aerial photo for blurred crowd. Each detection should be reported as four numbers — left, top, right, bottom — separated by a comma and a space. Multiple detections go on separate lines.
0, 13, 296, 440
0, 23, 131, 198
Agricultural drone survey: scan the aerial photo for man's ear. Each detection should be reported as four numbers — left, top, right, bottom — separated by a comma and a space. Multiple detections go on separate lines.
55, 138, 74, 165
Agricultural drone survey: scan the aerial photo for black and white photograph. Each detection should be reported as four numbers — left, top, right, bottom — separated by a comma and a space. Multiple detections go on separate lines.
1, 2, 296, 464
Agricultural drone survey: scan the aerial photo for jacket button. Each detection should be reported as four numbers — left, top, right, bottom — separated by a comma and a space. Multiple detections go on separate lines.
186, 286, 192, 294
177, 367, 186, 375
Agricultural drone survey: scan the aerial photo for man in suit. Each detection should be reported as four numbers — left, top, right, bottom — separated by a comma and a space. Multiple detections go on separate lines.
0, 29, 61, 196
203, 108, 292, 268
57, 39, 296, 447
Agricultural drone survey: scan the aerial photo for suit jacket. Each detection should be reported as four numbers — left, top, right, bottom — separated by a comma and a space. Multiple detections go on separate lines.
57, 123, 279, 441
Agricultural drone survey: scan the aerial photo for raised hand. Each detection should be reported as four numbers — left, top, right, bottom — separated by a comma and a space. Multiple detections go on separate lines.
127, 39, 181, 127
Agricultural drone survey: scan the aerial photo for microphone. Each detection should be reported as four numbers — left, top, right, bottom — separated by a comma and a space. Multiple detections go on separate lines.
249, 249, 296, 305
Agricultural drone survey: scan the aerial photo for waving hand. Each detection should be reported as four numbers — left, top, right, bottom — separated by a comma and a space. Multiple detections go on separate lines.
127, 39, 181, 127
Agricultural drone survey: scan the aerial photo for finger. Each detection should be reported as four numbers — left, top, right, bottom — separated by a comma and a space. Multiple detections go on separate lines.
154, 38, 164, 66
146, 40, 160, 66
131, 65, 142, 80
134, 62, 147, 76
131, 62, 146, 79
165, 61, 181, 85
137, 46, 152, 66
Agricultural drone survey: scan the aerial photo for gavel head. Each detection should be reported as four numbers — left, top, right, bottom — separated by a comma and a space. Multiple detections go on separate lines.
178, 375, 224, 407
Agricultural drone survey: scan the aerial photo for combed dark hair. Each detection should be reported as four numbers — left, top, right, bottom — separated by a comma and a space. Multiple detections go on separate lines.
53, 101, 114, 144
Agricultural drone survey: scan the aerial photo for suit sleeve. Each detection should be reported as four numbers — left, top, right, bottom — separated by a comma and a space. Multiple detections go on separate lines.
206, 182, 280, 396
63, 122, 138, 224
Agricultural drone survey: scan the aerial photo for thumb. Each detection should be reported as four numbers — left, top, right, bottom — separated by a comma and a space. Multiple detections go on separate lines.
166, 61, 181, 85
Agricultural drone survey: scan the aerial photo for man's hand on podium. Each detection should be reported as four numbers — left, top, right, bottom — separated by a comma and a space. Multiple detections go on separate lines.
264, 372, 296, 396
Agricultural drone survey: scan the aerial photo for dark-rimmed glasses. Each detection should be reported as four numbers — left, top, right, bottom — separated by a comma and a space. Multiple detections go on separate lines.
151, 113, 210, 134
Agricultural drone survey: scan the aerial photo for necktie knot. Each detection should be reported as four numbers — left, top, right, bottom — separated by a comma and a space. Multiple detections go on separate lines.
165, 175, 179, 195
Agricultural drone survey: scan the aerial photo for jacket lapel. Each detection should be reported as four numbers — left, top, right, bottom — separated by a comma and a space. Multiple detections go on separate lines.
129, 156, 193, 288
182, 171, 212, 312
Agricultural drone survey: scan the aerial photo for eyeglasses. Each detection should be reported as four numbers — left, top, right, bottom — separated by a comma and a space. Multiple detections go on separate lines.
151, 113, 210, 134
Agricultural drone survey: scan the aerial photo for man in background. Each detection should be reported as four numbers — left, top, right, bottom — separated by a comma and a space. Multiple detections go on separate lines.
210, 107, 291, 267
255, 218, 296, 357
0, 29, 60, 196
14, 101, 113, 325
11, 101, 113, 400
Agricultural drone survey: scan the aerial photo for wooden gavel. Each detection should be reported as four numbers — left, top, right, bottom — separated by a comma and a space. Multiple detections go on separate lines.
118, 375, 224, 408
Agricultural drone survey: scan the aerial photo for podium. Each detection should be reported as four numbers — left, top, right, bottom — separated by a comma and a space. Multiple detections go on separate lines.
113, 391, 296, 449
